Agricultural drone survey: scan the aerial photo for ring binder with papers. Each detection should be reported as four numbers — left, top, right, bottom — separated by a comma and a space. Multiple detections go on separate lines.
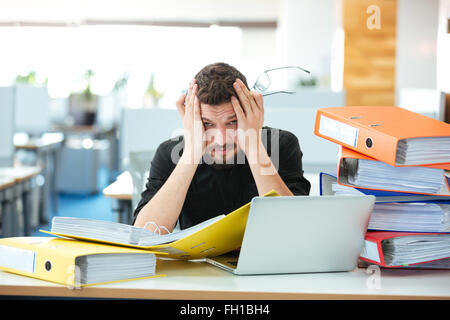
315, 107, 450, 270
337, 147, 450, 196
360, 232, 450, 267
314, 106, 450, 166
320, 172, 450, 233
0, 237, 162, 286
43, 190, 280, 260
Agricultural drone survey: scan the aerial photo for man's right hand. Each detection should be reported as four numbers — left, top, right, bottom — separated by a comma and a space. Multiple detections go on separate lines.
135, 80, 204, 231
175, 79, 206, 164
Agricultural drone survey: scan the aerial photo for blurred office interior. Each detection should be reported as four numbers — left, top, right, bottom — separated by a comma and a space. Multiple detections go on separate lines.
0, 0, 449, 237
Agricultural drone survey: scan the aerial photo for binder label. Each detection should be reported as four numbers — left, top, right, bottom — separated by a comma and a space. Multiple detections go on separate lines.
360, 240, 380, 263
318, 115, 359, 147
0, 245, 36, 273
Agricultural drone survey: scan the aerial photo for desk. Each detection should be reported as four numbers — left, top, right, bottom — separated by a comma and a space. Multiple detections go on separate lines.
0, 259, 449, 299
103, 171, 133, 224
14, 132, 64, 222
0, 167, 41, 236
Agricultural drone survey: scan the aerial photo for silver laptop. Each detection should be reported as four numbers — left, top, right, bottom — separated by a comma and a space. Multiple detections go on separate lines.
206, 195, 375, 275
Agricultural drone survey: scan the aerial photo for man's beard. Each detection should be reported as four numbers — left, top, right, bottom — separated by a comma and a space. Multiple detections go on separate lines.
202, 144, 245, 170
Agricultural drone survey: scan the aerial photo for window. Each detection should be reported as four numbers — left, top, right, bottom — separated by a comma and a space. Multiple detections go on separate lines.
0, 24, 277, 108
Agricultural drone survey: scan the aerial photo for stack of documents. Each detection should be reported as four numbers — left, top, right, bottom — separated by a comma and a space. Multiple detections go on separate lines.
314, 106, 450, 268
382, 233, 450, 266
51, 217, 155, 245
369, 202, 450, 233
358, 257, 450, 269
50, 215, 224, 247
331, 181, 450, 232
328, 177, 448, 202
314, 105, 450, 167
337, 147, 450, 196
396, 137, 450, 166
347, 159, 446, 194
0, 237, 158, 286
77, 253, 156, 285
360, 232, 450, 267
45, 190, 280, 260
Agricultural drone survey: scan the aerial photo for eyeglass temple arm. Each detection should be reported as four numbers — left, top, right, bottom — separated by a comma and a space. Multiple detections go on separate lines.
251, 66, 311, 91
262, 90, 295, 97
263, 66, 311, 74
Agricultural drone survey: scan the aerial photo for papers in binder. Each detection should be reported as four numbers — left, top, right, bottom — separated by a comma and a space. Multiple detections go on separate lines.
44, 190, 280, 260
382, 234, 450, 266
0, 237, 159, 286
321, 171, 450, 202
397, 137, 450, 166
49, 215, 224, 247
321, 172, 450, 233
314, 106, 450, 166
360, 232, 450, 267
337, 147, 450, 196
368, 202, 450, 233
345, 158, 448, 194
332, 183, 450, 232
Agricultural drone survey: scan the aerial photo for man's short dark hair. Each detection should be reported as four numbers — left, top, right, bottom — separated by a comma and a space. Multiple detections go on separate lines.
194, 62, 249, 105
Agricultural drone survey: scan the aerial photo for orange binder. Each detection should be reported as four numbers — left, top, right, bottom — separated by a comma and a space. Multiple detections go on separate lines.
360, 232, 450, 268
337, 147, 450, 196
314, 106, 450, 167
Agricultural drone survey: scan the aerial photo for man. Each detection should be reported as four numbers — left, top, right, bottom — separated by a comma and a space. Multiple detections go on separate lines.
133, 63, 311, 232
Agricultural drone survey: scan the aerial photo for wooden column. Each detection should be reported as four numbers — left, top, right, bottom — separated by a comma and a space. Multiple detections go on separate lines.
343, 0, 397, 106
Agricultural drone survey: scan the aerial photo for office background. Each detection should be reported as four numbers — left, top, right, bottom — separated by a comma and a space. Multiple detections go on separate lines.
0, 0, 449, 237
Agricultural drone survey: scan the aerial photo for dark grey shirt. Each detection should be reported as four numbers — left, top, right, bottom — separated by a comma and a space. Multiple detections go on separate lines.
133, 126, 311, 229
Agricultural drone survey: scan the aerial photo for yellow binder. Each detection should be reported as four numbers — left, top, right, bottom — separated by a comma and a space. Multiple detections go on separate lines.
0, 237, 164, 287
150, 189, 280, 259
43, 190, 280, 260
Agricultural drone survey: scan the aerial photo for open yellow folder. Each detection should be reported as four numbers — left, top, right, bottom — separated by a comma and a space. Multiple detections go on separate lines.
0, 237, 164, 287
43, 190, 280, 260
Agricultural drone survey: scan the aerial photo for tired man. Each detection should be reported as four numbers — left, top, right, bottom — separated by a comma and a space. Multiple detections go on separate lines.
133, 63, 311, 232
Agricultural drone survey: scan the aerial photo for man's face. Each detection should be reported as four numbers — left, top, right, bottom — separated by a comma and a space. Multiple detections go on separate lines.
200, 101, 240, 166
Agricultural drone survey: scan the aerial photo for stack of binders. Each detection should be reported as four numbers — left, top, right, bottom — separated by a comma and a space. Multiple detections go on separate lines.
0, 190, 280, 286
315, 106, 450, 268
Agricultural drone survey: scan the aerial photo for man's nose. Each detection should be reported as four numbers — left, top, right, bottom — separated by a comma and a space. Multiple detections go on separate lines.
211, 127, 229, 146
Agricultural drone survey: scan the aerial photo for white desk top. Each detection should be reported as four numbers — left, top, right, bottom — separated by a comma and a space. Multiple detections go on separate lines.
1, 258, 449, 299
14, 132, 64, 150
0, 166, 41, 183
0, 177, 15, 191
103, 171, 133, 200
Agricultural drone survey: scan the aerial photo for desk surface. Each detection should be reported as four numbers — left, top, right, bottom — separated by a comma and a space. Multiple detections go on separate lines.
1, 258, 449, 300
103, 171, 133, 200
0, 177, 15, 191
0, 166, 41, 183
14, 132, 64, 150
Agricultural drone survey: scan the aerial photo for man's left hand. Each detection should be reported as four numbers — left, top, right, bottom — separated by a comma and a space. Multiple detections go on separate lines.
231, 79, 264, 157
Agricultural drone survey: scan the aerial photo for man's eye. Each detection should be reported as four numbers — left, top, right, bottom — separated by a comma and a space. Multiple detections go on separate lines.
228, 120, 237, 125
203, 122, 213, 127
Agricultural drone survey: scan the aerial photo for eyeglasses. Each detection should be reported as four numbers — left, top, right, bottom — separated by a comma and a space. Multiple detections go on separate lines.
251, 66, 311, 96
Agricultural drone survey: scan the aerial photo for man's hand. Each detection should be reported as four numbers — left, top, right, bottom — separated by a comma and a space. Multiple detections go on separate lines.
230, 79, 293, 196
230, 78, 265, 159
175, 79, 206, 164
